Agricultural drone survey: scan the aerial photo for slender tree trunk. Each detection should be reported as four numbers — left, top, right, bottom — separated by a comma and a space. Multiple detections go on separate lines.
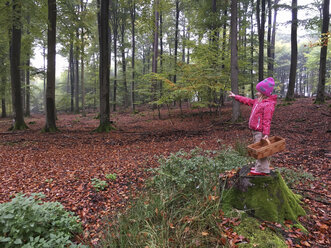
286, 0, 298, 101
97, 0, 111, 132
174, 0, 179, 84
10, 0, 27, 130
1, 74, 6, 118
230, 0, 241, 122
152, 0, 159, 109
130, 0, 136, 111
256, 0, 266, 81
75, 29, 80, 113
25, 57, 30, 117
315, 0, 330, 103
25, 14, 31, 117
270, 0, 279, 77
220, 3, 228, 106
113, 33, 118, 111
250, 0, 255, 99
121, 22, 128, 108
267, 0, 272, 76
70, 42, 74, 112
44, 0, 57, 132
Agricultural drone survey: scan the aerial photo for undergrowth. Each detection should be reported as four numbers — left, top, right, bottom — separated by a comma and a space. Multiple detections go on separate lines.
0, 193, 86, 248
100, 147, 249, 247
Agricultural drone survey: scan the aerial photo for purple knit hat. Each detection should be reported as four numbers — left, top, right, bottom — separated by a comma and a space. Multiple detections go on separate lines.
256, 77, 275, 96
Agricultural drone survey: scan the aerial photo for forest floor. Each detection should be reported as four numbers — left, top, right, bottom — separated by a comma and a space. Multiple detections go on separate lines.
0, 98, 330, 247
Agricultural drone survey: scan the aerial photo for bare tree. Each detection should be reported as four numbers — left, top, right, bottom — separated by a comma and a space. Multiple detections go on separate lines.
230, 0, 241, 122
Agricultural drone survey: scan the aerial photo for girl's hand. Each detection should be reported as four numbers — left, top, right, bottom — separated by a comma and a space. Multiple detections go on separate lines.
262, 135, 269, 140
228, 91, 236, 98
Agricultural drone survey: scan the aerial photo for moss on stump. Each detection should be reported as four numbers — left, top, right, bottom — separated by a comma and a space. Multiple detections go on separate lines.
221, 165, 306, 224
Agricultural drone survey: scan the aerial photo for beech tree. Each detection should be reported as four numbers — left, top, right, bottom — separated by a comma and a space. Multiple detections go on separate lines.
44, 0, 57, 132
315, 0, 330, 103
10, 0, 27, 130
230, 0, 240, 122
286, 0, 298, 101
96, 0, 111, 132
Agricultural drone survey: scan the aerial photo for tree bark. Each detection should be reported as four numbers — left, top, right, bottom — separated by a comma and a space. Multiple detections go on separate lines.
96, 0, 111, 132
130, 0, 136, 111
269, 0, 279, 77
1, 74, 6, 118
230, 0, 241, 122
315, 0, 330, 103
256, 0, 266, 81
70, 42, 75, 112
286, 0, 298, 101
10, 0, 27, 130
174, 0, 179, 84
75, 29, 80, 113
151, 0, 159, 109
44, 0, 57, 132
121, 22, 128, 108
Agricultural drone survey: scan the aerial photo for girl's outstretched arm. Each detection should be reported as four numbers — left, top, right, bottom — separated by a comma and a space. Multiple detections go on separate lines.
228, 91, 255, 107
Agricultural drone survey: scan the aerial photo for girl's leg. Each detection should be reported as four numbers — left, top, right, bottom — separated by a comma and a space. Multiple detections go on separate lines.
252, 131, 270, 173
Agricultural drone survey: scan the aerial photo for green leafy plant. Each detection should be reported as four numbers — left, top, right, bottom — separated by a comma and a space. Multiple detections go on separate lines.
0, 193, 86, 248
105, 173, 117, 181
101, 147, 250, 247
91, 178, 108, 191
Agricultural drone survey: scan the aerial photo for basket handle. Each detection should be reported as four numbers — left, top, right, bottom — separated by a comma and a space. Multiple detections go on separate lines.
261, 138, 271, 146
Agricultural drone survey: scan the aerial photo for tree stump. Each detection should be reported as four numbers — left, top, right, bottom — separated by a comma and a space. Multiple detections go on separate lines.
220, 165, 306, 223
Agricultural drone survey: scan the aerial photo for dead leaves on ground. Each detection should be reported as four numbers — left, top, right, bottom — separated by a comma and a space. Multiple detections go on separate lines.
0, 98, 330, 246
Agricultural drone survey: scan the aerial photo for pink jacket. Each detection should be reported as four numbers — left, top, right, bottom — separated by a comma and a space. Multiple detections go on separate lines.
234, 95, 277, 135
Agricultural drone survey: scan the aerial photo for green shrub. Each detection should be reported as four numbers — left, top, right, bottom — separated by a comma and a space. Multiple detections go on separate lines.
91, 178, 108, 191
101, 147, 250, 247
0, 193, 86, 248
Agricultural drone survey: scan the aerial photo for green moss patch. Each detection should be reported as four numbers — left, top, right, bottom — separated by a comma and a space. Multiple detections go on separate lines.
234, 217, 287, 248
222, 170, 306, 224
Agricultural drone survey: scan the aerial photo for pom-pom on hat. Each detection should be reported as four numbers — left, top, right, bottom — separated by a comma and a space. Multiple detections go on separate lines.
256, 77, 275, 96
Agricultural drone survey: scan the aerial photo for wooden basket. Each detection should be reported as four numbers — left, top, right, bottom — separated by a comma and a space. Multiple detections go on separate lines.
247, 136, 286, 159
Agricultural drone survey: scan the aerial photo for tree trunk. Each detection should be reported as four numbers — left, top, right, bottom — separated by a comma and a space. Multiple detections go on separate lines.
250, 0, 255, 99
152, 0, 159, 109
70, 42, 75, 112
75, 29, 80, 113
130, 0, 136, 112
10, 0, 27, 130
315, 0, 330, 104
174, 0, 179, 84
96, 0, 111, 132
121, 22, 128, 108
267, 0, 272, 76
286, 0, 298, 101
44, 0, 57, 132
25, 57, 30, 117
256, 0, 266, 81
230, 0, 241, 122
1, 74, 6, 118
25, 14, 31, 117
270, 0, 279, 77
111, 0, 119, 112
80, 0, 86, 116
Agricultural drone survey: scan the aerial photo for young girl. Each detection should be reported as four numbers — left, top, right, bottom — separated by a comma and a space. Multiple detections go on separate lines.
228, 77, 277, 175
